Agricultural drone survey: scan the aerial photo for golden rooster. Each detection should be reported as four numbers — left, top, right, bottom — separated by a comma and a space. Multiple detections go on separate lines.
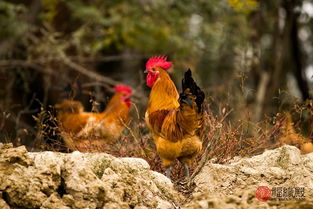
144, 56, 205, 179
55, 84, 133, 152
278, 112, 313, 154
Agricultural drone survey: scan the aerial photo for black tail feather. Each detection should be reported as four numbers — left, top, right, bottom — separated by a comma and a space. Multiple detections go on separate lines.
181, 69, 205, 113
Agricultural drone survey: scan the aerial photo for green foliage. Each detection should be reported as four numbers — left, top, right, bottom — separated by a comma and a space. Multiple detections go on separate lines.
1, 0, 257, 75
37, 0, 252, 60
0, 2, 28, 41
0, 1, 30, 59
227, 0, 259, 14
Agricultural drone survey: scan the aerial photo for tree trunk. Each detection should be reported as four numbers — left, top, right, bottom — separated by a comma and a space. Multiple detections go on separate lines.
289, 0, 311, 100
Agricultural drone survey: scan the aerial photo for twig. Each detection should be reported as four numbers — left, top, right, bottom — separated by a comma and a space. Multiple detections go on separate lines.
69, 54, 143, 63
15, 95, 38, 133
187, 128, 222, 187
120, 119, 139, 142
0, 59, 72, 83
5, 113, 36, 135
186, 110, 230, 187
0, 58, 118, 87
171, 202, 180, 209
0, 60, 43, 71
0, 58, 143, 100
131, 102, 141, 120
62, 57, 118, 86
82, 82, 142, 102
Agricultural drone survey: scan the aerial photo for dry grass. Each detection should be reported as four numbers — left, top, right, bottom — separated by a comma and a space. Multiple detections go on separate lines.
3, 74, 313, 185
29, 101, 289, 184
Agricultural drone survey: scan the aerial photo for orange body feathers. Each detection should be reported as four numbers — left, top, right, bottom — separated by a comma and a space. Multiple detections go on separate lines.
144, 56, 205, 179
55, 85, 132, 152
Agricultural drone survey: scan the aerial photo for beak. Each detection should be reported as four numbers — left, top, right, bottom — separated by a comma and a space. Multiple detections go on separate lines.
123, 94, 131, 100
144, 69, 148, 73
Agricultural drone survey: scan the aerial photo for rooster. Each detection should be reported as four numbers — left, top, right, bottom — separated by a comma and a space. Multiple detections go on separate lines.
144, 56, 205, 179
55, 84, 133, 152
278, 112, 313, 154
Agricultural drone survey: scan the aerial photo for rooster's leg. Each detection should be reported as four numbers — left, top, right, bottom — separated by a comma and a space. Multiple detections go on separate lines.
183, 163, 190, 177
166, 167, 172, 179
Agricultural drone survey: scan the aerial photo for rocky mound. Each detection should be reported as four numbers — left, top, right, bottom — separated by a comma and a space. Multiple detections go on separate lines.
186, 145, 313, 209
0, 143, 182, 209
1, 143, 313, 209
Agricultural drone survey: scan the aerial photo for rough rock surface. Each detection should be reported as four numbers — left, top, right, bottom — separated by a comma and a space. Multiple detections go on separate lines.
0, 143, 181, 209
1, 143, 313, 209
185, 145, 313, 209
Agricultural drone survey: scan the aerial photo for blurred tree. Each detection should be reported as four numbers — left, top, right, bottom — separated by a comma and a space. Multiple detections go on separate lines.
0, 0, 312, 146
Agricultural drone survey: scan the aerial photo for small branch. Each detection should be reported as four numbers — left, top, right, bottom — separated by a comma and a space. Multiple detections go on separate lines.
187, 128, 222, 187
0, 58, 126, 92
62, 57, 118, 86
15, 95, 38, 133
69, 54, 143, 63
186, 110, 230, 187
129, 102, 141, 120
0, 57, 144, 100
6, 113, 37, 135
0, 59, 72, 83
0, 60, 42, 71
120, 119, 139, 142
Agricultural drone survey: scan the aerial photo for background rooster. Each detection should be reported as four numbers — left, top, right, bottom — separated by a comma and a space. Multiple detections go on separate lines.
144, 56, 205, 179
55, 84, 133, 152
278, 112, 313, 154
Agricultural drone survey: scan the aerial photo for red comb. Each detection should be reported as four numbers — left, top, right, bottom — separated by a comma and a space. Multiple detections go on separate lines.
146, 56, 172, 70
114, 85, 133, 94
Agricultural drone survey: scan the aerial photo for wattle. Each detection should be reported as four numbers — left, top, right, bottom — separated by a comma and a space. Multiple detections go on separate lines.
124, 98, 131, 108
147, 72, 157, 88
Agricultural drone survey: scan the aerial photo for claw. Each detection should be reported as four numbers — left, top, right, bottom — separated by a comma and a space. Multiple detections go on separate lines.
184, 163, 190, 178
166, 167, 172, 180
